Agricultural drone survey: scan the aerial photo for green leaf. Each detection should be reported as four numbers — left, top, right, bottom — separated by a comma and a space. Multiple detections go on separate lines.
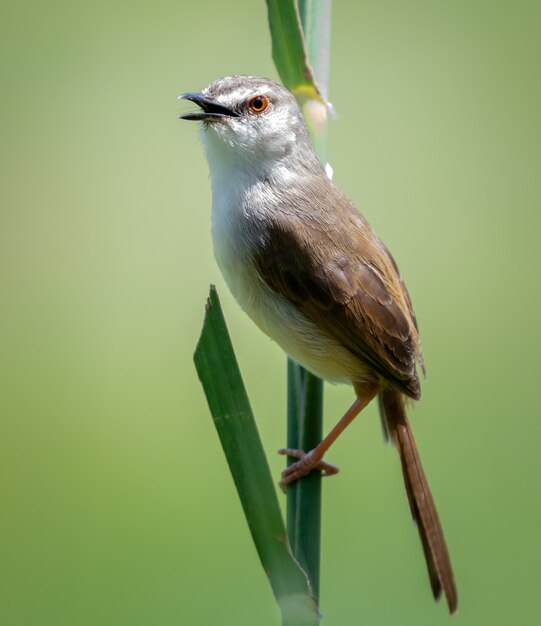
265, 0, 323, 102
267, 0, 333, 606
193, 286, 319, 626
297, 0, 332, 101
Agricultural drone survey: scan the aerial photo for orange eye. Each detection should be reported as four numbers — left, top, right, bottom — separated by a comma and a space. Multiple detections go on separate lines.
248, 95, 269, 113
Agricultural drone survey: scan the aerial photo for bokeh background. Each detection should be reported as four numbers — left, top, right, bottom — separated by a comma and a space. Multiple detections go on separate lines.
1, 1, 540, 624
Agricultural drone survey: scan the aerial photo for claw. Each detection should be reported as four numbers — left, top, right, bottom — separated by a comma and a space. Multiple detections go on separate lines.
278, 448, 339, 490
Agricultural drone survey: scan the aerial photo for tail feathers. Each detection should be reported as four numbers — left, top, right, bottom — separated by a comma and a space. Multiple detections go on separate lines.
379, 390, 458, 614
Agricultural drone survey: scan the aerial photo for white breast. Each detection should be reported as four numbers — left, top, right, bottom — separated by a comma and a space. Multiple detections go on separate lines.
204, 130, 369, 385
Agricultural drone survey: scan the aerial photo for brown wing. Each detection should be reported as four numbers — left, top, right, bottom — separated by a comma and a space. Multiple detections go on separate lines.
255, 213, 421, 399
378, 239, 426, 377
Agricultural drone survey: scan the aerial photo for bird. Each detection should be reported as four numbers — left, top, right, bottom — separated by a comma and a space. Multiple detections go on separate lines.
179, 74, 457, 613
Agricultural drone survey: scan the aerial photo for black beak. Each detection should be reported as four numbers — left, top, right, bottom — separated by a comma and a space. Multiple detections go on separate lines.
178, 92, 239, 121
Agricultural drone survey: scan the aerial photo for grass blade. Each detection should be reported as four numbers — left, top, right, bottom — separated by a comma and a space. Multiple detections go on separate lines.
297, 0, 332, 101
286, 360, 323, 598
265, 0, 323, 102
193, 286, 319, 625
267, 0, 332, 606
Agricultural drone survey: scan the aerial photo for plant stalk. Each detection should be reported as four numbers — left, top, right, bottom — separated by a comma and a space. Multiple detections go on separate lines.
286, 0, 332, 605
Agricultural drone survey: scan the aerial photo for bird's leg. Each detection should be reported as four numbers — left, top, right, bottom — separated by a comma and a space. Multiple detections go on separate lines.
278, 384, 379, 489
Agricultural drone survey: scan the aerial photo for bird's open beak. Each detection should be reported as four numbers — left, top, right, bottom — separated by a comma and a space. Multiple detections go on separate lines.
178, 92, 239, 121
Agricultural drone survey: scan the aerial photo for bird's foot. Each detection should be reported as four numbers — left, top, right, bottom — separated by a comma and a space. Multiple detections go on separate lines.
278, 448, 339, 490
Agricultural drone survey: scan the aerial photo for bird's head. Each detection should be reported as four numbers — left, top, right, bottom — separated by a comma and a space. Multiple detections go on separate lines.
179, 75, 312, 165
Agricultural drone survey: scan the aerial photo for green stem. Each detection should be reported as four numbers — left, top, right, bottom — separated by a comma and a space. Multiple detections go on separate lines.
286, 0, 332, 606
286, 360, 324, 598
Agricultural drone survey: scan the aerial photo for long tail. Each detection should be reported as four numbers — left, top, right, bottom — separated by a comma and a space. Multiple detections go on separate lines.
379, 389, 458, 614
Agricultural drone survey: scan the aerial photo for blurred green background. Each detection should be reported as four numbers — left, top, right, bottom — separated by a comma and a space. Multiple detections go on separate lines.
1, 1, 540, 624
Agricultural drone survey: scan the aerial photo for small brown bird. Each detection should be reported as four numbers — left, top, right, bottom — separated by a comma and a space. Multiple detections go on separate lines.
180, 75, 457, 613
